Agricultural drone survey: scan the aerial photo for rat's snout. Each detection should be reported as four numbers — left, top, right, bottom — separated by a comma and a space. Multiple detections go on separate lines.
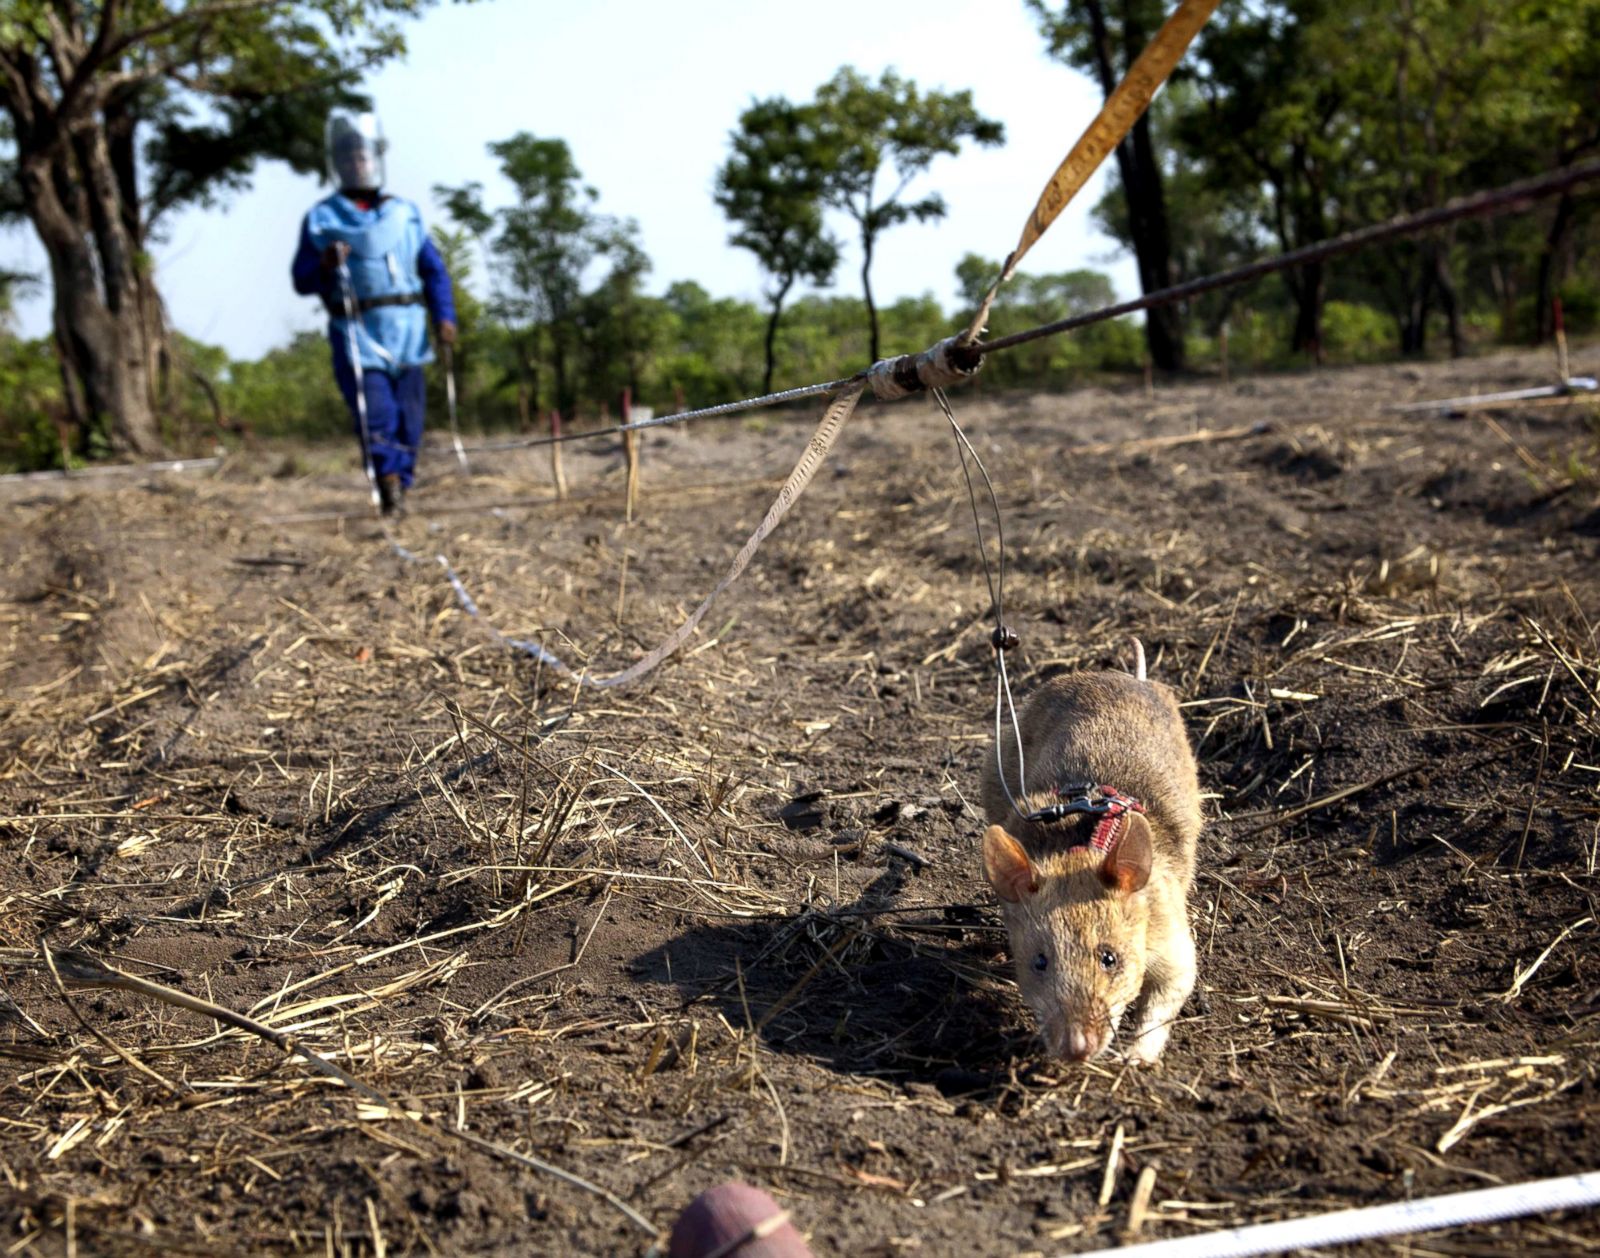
1063, 1024, 1112, 1062
1044, 1017, 1112, 1063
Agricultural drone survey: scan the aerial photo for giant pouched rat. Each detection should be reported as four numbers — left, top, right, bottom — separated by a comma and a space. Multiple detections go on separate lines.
979, 644, 1200, 1063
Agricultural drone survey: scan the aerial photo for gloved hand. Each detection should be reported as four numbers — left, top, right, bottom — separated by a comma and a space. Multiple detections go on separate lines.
319, 241, 351, 270
436, 320, 458, 346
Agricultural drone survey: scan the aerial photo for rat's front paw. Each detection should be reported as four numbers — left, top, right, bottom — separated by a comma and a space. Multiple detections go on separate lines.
1123, 1021, 1172, 1065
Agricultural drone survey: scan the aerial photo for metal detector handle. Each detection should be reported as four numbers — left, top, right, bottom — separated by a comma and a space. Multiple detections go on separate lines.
442, 341, 468, 471
336, 261, 382, 509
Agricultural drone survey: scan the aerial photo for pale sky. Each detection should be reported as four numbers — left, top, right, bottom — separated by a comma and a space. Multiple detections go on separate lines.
2, 0, 1138, 360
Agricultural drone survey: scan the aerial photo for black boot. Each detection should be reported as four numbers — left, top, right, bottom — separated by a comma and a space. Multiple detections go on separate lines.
378, 474, 406, 517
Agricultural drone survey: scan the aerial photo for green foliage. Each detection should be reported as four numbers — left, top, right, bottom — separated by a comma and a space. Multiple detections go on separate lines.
957, 254, 1141, 384
646, 281, 767, 404
437, 134, 638, 418
1556, 281, 1600, 335
1026, 0, 1176, 81
223, 332, 347, 441
0, 336, 68, 473
1319, 301, 1394, 364
1121, 0, 1600, 358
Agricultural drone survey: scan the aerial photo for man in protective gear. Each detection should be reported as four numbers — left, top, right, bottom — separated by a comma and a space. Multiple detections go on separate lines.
292, 111, 456, 516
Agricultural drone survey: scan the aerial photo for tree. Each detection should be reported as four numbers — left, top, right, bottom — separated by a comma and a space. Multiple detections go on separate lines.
1172, 0, 1362, 358
1089, 80, 1270, 341
438, 134, 637, 420
1029, 0, 1189, 372
714, 97, 839, 394
1175, 0, 1600, 358
0, 1, 449, 457
807, 68, 1003, 363
576, 218, 663, 407
1350, 0, 1600, 351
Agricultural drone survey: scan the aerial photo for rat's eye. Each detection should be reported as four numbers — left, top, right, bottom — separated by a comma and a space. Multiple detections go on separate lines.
1097, 946, 1119, 971
1031, 952, 1050, 973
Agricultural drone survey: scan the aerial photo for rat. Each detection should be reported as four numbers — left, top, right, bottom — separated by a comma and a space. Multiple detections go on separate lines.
978, 641, 1200, 1064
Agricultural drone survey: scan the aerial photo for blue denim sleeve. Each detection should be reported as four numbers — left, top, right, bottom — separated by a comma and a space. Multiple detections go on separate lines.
291, 216, 328, 298
417, 235, 457, 326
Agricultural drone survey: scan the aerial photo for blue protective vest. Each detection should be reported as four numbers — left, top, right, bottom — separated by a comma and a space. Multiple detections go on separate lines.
306, 193, 433, 372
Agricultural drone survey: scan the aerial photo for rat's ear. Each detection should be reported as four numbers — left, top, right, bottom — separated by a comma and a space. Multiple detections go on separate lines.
1099, 813, 1153, 895
983, 825, 1038, 903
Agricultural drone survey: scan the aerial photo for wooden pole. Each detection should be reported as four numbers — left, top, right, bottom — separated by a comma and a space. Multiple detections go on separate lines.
621, 386, 640, 523
549, 410, 568, 500
1219, 319, 1230, 385
1554, 296, 1571, 383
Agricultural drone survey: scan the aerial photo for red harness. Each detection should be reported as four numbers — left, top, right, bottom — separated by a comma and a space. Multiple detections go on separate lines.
1026, 782, 1146, 852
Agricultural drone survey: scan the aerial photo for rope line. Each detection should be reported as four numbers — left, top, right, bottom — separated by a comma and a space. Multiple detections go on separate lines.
436, 158, 1600, 457
398, 157, 1600, 694
982, 157, 1600, 356
1068, 1169, 1600, 1258
456, 375, 858, 455
964, 0, 1221, 343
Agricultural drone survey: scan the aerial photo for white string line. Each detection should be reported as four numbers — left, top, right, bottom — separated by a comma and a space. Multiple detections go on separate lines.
1391, 375, 1597, 412
0, 457, 223, 485
1069, 1170, 1600, 1258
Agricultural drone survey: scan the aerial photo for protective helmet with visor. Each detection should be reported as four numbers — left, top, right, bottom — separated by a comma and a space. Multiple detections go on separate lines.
326, 111, 386, 193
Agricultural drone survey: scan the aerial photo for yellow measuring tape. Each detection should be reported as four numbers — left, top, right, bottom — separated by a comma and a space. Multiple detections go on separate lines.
964, 0, 1220, 341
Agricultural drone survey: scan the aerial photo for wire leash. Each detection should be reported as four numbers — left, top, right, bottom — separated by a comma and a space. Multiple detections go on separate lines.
933, 387, 1032, 823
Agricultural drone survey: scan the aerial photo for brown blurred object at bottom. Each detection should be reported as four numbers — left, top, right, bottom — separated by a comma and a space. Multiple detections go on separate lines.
669, 1183, 812, 1258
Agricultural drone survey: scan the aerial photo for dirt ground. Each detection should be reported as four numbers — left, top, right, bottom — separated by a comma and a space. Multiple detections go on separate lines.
1, 346, 1598, 1256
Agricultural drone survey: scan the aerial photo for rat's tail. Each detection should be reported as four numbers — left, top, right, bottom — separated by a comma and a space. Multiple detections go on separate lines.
1130, 636, 1147, 681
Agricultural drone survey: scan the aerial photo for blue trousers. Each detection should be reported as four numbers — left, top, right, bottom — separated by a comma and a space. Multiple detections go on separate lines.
331, 340, 425, 487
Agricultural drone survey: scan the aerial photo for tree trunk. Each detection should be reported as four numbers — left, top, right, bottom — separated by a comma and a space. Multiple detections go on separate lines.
553, 337, 574, 422
19, 141, 161, 457
107, 90, 171, 408
1534, 193, 1574, 344
1434, 244, 1464, 359
1488, 254, 1517, 344
1396, 250, 1429, 356
1288, 260, 1324, 356
21, 148, 161, 454
762, 274, 794, 395
1085, 0, 1186, 373
860, 232, 880, 364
